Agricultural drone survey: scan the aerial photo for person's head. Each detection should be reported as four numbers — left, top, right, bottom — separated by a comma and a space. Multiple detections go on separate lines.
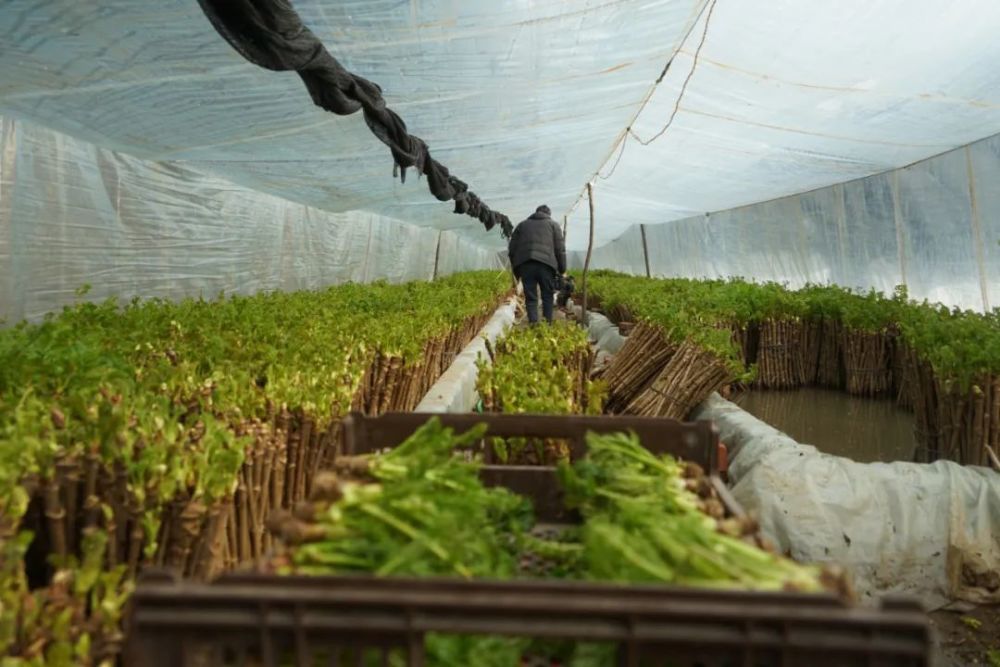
535, 205, 551, 217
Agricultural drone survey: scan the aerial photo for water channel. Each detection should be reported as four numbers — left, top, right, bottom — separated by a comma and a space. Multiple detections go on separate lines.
731, 387, 917, 463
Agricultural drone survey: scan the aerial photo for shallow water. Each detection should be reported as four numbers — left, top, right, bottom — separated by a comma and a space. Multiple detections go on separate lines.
731, 387, 917, 463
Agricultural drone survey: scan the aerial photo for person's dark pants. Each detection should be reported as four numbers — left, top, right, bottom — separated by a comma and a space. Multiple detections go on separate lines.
518, 260, 556, 323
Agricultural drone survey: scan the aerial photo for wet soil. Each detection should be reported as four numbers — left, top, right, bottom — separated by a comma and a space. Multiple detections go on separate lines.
930, 604, 1000, 666
732, 387, 917, 463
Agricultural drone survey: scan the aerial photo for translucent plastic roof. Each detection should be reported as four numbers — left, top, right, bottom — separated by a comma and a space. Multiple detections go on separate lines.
564, 1, 1000, 249
0, 0, 704, 249
4, 1, 1000, 253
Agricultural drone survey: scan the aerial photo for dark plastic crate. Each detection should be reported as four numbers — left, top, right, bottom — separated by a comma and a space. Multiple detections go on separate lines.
343, 411, 723, 470
125, 569, 931, 667
122, 413, 931, 665
342, 411, 741, 520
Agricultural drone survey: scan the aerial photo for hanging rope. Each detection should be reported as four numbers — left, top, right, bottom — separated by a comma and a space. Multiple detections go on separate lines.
196, 0, 514, 239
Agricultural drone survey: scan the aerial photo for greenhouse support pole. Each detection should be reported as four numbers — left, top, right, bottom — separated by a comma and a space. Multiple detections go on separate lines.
432, 230, 442, 280
640, 224, 651, 278
581, 182, 596, 326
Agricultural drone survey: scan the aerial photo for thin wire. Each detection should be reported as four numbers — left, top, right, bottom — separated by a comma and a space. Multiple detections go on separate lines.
562, 0, 718, 217
631, 0, 718, 146
597, 129, 629, 180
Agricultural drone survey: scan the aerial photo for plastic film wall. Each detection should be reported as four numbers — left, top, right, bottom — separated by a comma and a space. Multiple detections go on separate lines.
571, 131, 1000, 312
0, 117, 502, 324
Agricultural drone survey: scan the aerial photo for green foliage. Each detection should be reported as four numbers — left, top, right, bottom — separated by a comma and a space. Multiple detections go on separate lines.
476, 322, 606, 415
476, 321, 607, 462
0, 271, 508, 522
0, 529, 132, 666
578, 271, 1000, 391
559, 431, 825, 592
287, 418, 530, 580
281, 418, 532, 666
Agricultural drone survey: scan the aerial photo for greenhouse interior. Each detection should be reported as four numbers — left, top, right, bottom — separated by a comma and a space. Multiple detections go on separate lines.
2, 0, 1000, 665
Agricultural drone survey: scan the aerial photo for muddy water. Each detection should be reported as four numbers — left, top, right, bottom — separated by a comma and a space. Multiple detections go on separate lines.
731, 388, 917, 463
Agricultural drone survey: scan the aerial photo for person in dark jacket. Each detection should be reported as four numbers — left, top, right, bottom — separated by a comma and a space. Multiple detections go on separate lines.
508, 205, 566, 324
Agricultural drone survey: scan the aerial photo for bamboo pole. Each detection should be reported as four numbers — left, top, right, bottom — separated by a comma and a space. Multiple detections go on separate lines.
581, 182, 596, 326
640, 224, 651, 278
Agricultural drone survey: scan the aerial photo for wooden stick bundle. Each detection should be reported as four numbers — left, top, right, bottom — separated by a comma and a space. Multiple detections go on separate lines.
754, 319, 803, 389
816, 319, 844, 389
624, 340, 733, 420
843, 330, 892, 396
600, 322, 676, 413
798, 319, 822, 385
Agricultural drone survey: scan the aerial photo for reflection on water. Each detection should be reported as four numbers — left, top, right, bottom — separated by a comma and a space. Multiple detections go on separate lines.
731, 387, 916, 463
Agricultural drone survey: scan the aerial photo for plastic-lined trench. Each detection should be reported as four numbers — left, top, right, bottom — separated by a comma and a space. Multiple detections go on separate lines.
415, 296, 1000, 608
559, 305, 1000, 610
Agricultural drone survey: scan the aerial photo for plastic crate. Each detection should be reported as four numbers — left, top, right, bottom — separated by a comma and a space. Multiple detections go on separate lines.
125, 569, 931, 667
343, 412, 725, 471
122, 413, 931, 665
343, 411, 739, 520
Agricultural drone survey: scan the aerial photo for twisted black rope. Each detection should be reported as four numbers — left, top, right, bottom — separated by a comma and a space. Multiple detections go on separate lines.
196, 0, 514, 238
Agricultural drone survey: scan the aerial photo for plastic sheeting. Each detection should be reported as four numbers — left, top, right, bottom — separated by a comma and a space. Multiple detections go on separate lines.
573, 131, 1000, 311
4, 1, 1000, 311
693, 394, 1000, 608
0, 0, 705, 249
0, 116, 502, 323
564, 1, 1000, 248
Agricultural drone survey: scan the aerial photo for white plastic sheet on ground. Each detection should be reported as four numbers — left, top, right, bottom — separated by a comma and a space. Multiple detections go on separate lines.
693, 394, 1000, 608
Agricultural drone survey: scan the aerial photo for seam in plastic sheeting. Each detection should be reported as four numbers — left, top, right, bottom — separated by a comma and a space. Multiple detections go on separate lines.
0, 118, 16, 323
0, 117, 501, 324
964, 146, 992, 311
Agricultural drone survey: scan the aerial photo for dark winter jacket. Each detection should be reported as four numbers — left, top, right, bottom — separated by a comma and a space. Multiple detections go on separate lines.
508, 212, 566, 275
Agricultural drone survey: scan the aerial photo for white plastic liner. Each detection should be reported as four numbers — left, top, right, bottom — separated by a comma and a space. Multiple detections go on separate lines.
0, 116, 503, 323
692, 394, 1000, 608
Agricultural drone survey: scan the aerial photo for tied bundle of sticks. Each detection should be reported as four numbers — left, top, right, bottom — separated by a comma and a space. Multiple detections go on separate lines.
600, 321, 676, 413
933, 375, 1000, 468
351, 307, 499, 416
816, 319, 844, 389
624, 340, 734, 420
891, 333, 915, 409
604, 302, 634, 326
753, 319, 803, 389
30, 440, 226, 584
798, 319, 822, 385
843, 330, 892, 396
908, 348, 940, 462
728, 321, 759, 369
